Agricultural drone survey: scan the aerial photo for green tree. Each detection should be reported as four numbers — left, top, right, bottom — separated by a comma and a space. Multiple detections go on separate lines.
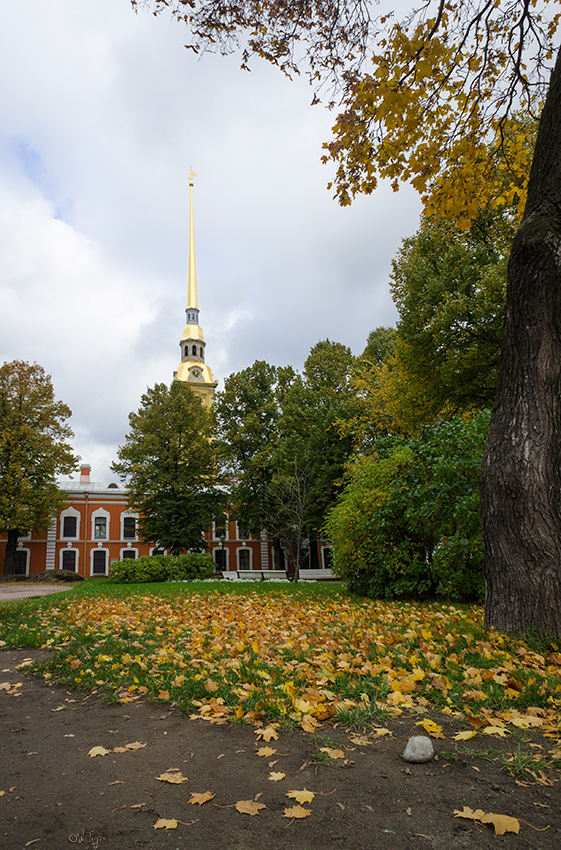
0, 361, 77, 574
138, 0, 561, 636
215, 360, 295, 536
361, 326, 397, 368
325, 411, 490, 602
112, 381, 224, 554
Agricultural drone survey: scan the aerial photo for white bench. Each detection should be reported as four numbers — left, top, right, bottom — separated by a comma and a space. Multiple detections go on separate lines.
221, 570, 289, 581
298, 568, 334, 581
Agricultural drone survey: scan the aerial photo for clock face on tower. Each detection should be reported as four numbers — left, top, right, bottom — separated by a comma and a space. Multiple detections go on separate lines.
189, 366, 202, 381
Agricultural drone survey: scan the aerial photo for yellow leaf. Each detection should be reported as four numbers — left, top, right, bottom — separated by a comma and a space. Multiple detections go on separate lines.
125, 742, 146, 750
205, 678, 219, 692
269, 772, 286, 782
319, 747, 345, 759
372, 727, 393, 737
153, 818, 178, 830
301, 714, 320, 733
283, 805, 312, 819
349, 736, 371, 746
453, 730, 477, 741
188, 791, 215, 805
235, 799, 266, 816
255, 726, 279, 742
287, 789, 315, 804
482, 726, 510, 737
480, 813, 520, 835
416, 719, 443, 736
158, 690, 170, 700
256, 747, 276, 757
156, 771, 188, 784
88, 746, 111, 758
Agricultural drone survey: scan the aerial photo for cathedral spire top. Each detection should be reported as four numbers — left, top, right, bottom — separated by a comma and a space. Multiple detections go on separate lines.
187, 168, 198, 315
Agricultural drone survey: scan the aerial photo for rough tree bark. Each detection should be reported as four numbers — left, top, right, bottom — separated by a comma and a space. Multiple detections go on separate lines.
481, 47, 561, 638
3, 529, 21, 575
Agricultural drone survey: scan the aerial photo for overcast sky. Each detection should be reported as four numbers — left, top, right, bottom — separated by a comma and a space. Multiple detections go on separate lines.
0, 0, 422, 482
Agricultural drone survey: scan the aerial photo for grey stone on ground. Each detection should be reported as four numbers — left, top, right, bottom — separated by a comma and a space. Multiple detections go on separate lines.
402, 735, 434, 763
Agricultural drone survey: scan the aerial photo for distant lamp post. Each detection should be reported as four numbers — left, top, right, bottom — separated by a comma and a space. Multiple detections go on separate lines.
218, 533, 226, 572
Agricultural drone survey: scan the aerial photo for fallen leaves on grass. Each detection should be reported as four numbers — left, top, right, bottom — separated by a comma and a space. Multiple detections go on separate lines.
453, 806, 520, 835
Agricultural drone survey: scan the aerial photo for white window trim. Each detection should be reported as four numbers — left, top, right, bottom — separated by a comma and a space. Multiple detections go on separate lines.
91, 508, 110, 541
60, 506, 81, 540
59, 546, 79, 572
213, 545, 229, 569
236, 546, 252, 570
121, 510, 139, 541
15, 545, 30, 576
212, 514, 229, 541
120, 547, 139, 560
90, 547, 109, 576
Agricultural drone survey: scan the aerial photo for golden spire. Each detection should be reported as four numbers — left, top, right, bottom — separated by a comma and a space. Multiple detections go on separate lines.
187, 168, 198, 311
174, 168, 217, 407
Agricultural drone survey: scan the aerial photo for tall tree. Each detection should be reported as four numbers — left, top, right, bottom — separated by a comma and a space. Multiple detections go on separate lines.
112, 381, 223, 554
0, 361, 77, 574
137, 0, 561, 635
214, 360, 295, 536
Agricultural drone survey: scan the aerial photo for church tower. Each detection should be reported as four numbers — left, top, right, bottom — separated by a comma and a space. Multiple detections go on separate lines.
174, 171, 217, 407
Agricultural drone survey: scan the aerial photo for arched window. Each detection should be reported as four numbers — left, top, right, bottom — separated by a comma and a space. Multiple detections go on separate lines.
192, 344, 197, 356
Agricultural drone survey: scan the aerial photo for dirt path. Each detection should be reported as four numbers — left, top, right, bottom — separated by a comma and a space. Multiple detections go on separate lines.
0, 648, 559, 849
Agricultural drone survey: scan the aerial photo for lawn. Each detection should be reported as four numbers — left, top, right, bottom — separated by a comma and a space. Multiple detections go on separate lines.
1, 580, 560, 748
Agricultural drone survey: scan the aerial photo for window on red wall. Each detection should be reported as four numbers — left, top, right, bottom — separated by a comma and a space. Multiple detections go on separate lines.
62, 550, 76, 571
92, 550, 107, 574
63, 516, 77, 537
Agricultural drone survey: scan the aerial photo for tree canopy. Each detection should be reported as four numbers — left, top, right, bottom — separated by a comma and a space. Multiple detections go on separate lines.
112, 380, 224, 554
0, 361, 77, 574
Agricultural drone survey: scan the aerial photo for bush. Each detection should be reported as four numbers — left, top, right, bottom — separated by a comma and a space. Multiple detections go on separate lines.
110, 553, 215, 584
325, 411, 489, 602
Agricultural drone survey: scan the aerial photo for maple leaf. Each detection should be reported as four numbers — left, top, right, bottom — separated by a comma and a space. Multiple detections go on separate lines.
349, 736, 371, 746
319, 746, 345, 759
156, 771, 188, 784
153, 818, 178, 830
283, 805, 312, 819
125, 742, 146, 750
269, 772, 286, 782
453, 806, 520, 835
188, 791, 215, 805
416, 719, 444, 738
453, 730, 477, 741
158, 690, 170, 700
482, 726, 510, 737
235, 799, 266, 816
255, 726, 279, 742
88, 746, 111, 758
301, 714, 321, 733
256, 746, 276, 757
372, 728, 393, 737
287, 789, 315, 804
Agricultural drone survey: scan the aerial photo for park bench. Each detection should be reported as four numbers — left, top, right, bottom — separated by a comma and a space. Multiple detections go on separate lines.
298, 568, 335, 581
221, 569, 289, 581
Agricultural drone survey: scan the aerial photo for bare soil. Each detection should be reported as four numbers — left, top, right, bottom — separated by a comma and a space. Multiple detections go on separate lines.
1, 648, 559, 850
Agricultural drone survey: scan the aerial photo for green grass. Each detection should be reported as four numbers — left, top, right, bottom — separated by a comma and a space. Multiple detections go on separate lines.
0, 581, 560, 749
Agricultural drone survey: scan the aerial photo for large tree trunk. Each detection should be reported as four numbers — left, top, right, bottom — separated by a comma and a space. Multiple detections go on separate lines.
481, 48, 561, 637
3, 529, 21, 575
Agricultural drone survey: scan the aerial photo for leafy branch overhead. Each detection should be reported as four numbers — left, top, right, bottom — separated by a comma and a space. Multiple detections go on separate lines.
134, 0, 556, 221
